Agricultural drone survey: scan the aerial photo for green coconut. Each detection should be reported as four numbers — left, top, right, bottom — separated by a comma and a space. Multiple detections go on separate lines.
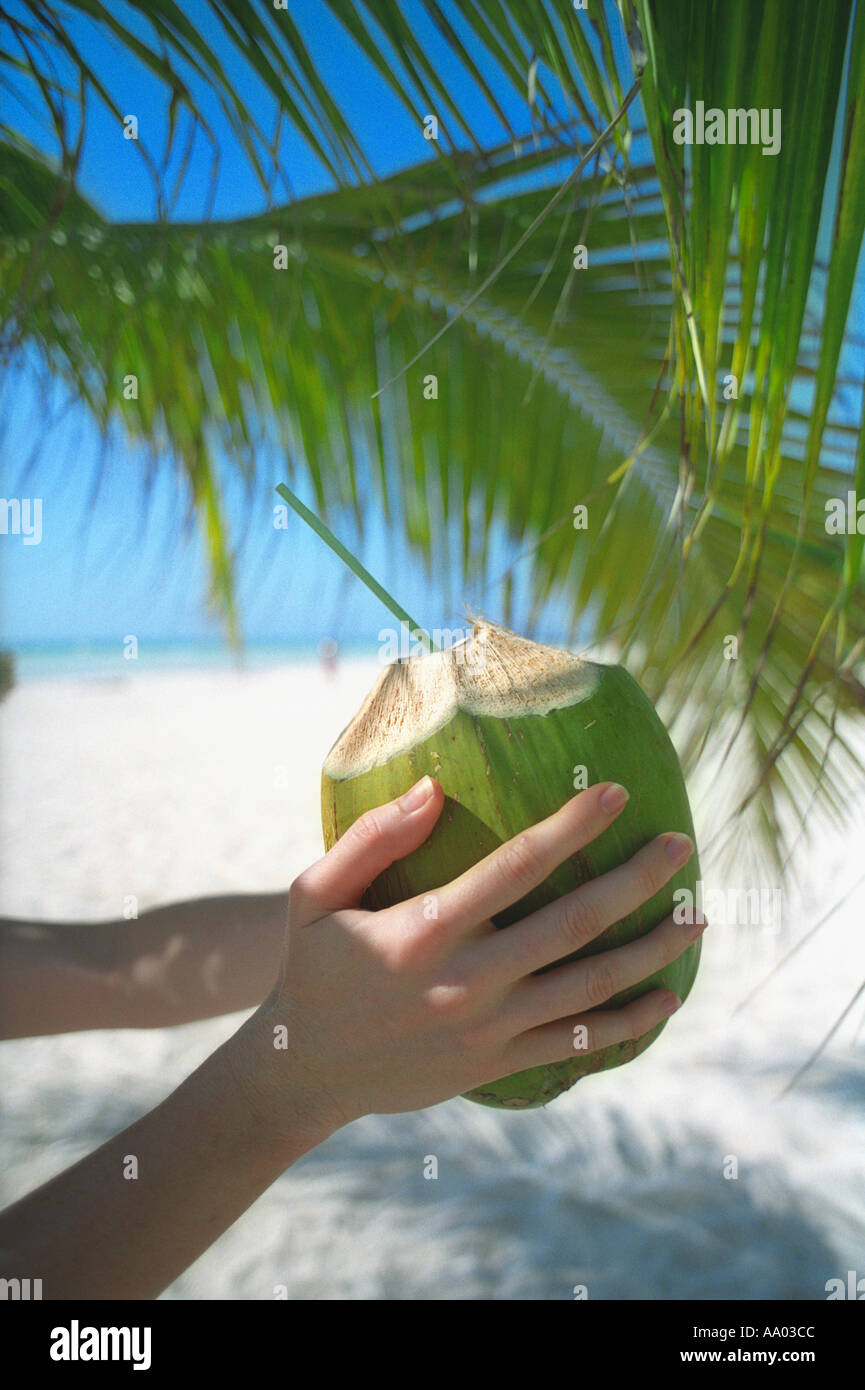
321, 619, 701, 1109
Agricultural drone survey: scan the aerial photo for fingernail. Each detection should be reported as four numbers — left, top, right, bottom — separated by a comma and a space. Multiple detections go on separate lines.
600, 783, 629, 814
399, 776, 434, 812
683, 914, 709, 940
660, 992, 681, 1017
664, 832, 693, 866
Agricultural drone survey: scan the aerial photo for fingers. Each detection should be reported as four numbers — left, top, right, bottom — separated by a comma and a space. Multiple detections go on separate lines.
478, 829, 694, 987
290, 777, 444, 926
500, 988, 681, 1075
429, 782, 631, 939
500, 909, 705, 1034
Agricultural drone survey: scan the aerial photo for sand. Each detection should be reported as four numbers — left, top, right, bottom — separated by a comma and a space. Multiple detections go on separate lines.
2, 659, 865, 1300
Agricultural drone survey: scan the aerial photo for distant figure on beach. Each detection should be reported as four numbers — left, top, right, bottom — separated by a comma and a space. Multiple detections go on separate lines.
0, 779, 697, 1299
319, 636, 339, 677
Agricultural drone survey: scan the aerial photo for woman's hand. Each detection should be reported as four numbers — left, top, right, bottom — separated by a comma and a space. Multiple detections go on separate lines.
250, 777, 702, 1137
0, 777, 701, 1300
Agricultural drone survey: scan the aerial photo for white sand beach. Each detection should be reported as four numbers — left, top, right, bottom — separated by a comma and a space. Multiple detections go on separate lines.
2, 659, 865, 1300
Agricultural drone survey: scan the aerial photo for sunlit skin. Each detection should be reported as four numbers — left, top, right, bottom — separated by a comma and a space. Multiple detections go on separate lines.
0, 780, 702, 1298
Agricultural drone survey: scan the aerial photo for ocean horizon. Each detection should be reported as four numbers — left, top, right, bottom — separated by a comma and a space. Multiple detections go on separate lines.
3, 624, 586, 684
2, 637, 378, 684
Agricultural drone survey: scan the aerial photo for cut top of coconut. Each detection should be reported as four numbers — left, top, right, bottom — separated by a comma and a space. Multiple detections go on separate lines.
323, 620, 600, 780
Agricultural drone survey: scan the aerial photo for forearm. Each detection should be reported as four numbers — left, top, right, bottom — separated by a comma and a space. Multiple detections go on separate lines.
0, 1005, 337, 1299
0, 893, 289, 1037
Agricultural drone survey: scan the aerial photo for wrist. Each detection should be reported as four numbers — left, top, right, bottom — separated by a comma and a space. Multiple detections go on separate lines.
226, 995, 349, 1161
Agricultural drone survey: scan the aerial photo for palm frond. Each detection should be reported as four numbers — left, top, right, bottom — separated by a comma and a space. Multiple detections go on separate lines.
2, 122, 863, 869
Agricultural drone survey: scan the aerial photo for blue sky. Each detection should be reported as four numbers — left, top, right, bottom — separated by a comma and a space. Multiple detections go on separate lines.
2, 0, 596, 646
0, 2, 861, 649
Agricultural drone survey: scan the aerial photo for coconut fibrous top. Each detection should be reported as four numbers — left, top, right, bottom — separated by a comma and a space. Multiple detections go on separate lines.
323, 618, 601, 780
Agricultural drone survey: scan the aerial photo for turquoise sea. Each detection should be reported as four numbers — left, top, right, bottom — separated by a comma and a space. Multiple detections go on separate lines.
4, 638, 374, 684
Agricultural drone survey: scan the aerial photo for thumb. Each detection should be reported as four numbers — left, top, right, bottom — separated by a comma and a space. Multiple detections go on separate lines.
290, 776, 444, 924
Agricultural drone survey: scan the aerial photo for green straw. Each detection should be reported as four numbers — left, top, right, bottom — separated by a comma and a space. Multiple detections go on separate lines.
275, 482, 439, 652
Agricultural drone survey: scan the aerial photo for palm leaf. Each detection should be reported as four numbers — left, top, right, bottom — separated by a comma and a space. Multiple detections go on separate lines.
2, 117, 863, 870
